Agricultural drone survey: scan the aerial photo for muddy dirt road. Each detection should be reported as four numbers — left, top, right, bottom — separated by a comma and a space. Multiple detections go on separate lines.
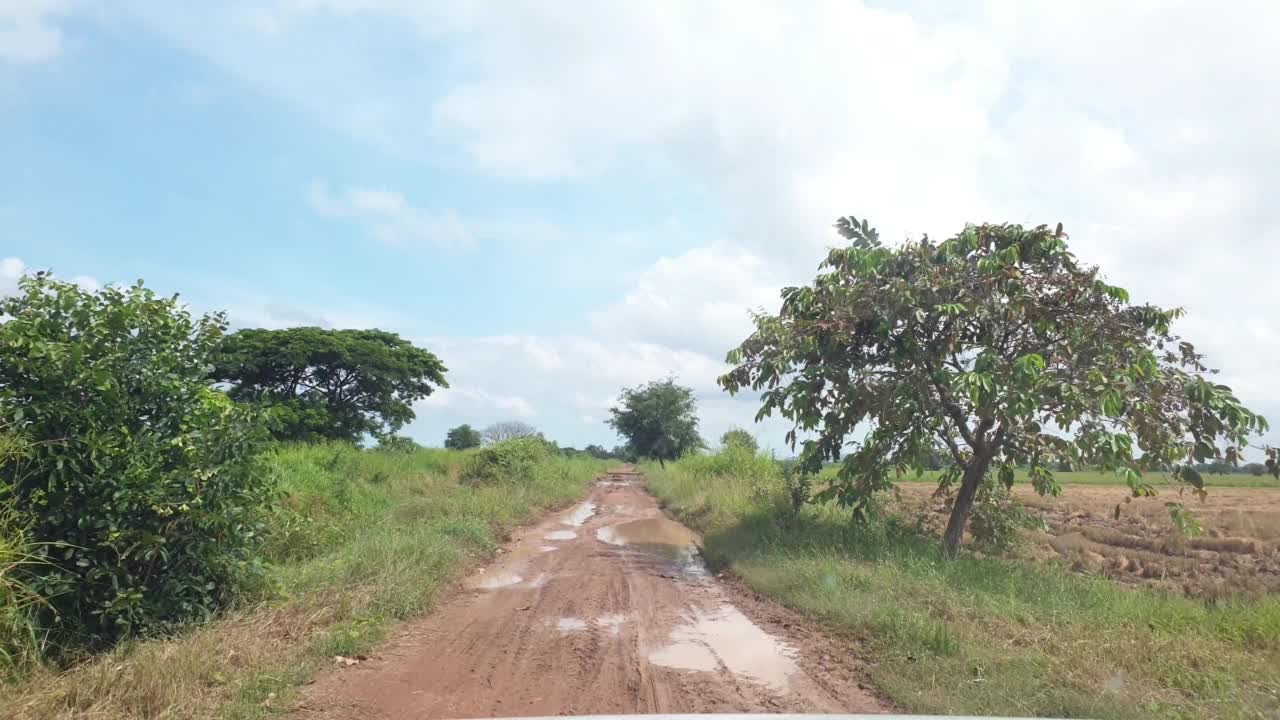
292, 468, 888, 718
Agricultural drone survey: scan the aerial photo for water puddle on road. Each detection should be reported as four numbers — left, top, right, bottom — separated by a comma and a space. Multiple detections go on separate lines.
596, 613, 627, 635
471, 570, 524, 589
596, 518, 706, 575
562, 501, 597, 527
555, 617, 588, 633
648, 604, 798, 691
545, 530, 577, 541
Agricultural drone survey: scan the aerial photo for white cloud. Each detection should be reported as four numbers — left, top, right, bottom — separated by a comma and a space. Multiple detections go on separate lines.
0, 257, 26, 296
417, 386, 536, 418
590, 244, 780, 358
307, 180, 472, 249
1, 257, 100, 296
0, 0, 67, 63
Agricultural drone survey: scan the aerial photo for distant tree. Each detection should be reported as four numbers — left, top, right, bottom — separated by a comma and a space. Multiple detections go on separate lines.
377, 434, 421, 453
607, 379, 703, 467
721, 215, 1267, 555
212, 327, 447, 442
720, 428, 758, 454
481, 421, 540, 444
444, 424, 482, 450
1243, 462, 1266, 477
584, 444, 612, 460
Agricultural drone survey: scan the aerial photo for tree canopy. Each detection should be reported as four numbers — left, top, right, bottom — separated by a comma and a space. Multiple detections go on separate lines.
720, 216, 1268, 554
481, 421, 541, 444
720, 428, 759, 454
211, 327, 447, 442
607, 379, 702, 467
445, 424, 483, 450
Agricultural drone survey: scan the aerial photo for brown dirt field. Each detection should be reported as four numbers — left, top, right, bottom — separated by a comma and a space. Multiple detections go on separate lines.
897, 483, 1280, 598
289, 469, 890, 719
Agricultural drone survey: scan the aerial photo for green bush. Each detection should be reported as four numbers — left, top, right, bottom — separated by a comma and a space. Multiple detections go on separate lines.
376, 435, 421, 454
966, 480, 1041, 552
0, 274, 271, 650
1, 429, 45, 676
459, 437, 554, 485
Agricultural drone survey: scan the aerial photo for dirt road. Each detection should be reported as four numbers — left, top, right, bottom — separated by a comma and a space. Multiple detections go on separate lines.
292, 468, 888, 718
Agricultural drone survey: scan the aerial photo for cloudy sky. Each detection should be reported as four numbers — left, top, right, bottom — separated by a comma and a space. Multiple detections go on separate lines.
3, 1, 1278, 453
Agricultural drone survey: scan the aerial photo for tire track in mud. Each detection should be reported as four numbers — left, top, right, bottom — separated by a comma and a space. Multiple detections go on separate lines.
290, 467, 889, 718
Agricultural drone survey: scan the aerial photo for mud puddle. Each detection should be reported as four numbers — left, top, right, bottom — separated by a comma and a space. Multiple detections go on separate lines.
545, 529, 576, 540
562, 501, 597, 526
598, 517, 706, 574
649, 604, 799, 691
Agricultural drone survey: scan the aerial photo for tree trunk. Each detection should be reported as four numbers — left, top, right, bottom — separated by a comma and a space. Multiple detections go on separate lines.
942, 457, 990, 556
658, 457, 665, 469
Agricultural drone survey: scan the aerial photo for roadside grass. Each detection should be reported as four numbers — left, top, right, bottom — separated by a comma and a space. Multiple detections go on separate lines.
649, 458, 1280, 720
3, 443, 603, 720
833, 466, 1280, 489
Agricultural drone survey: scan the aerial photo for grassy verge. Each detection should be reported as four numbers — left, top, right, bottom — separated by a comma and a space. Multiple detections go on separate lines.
648, 452, 1280, 720
830, 467, 1280, 489
3, 443, 603, 719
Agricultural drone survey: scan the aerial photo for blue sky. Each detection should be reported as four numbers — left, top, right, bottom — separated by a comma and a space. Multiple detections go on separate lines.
3, 1, 1279, 454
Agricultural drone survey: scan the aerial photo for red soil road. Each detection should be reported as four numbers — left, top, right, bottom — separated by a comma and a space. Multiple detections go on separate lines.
290, 468, 889, 719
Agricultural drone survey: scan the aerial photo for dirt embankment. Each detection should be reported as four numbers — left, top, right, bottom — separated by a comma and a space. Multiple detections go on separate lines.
290, 468, 889, 719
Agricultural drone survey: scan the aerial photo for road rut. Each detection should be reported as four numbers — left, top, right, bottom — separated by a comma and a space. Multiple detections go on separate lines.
291, 468, 888, 718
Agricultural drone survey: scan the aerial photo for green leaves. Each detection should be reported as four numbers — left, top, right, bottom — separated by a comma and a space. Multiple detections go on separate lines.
607, 379, 703, 465
0, 273, 271, 648
211, 328, 448, 442
719, 213, 1267, 555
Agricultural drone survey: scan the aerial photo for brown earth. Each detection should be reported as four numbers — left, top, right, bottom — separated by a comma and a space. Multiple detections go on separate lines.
290, 468, 890, 719
897, 483, 1280, 598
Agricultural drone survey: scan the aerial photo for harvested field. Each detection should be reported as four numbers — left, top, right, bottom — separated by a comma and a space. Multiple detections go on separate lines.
896, 483, 1280, 598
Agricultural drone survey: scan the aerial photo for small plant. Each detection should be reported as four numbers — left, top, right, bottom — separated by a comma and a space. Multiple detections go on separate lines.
966, 479, 1042, 552
781, 463, 812, 513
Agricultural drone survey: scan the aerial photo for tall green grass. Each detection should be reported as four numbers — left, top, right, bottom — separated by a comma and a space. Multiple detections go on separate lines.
4, 442, 604, 719
649, 453, 1280, 720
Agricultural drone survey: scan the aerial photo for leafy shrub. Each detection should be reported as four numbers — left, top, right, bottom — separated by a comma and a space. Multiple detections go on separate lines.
1, 429, 45, 675
459, 437, 554, 485
967, 480, 1041, 551
0, 274, 271, 649
376, 435, 421, 454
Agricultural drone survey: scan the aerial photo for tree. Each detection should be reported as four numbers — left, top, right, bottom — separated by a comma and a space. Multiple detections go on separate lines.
481, 421, 540, 444
377, 434, 421, 453
584, 444, 613, 460
212, 327, 447, 442
0, 274, 270, 646
607, 379, 703, 467
720, 428, 759, 454
720, 216, 1267, 555
445, 424, 482, 450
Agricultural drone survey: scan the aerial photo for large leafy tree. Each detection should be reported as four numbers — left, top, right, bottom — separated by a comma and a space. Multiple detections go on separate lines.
607, 379, 702, 467
445, 424, 483, 450
212, 327, 447, 442
720, 217, 1267, 555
